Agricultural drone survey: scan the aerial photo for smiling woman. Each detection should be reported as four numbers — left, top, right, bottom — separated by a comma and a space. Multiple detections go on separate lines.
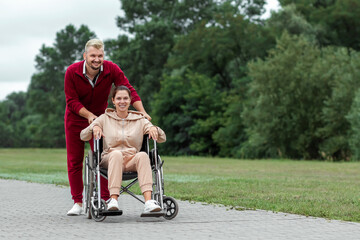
80, 85, 166, 213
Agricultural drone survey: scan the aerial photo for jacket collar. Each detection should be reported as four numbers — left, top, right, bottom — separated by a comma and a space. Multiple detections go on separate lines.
74, 60, 111, 85
83, 60, 103, 75
105, 108, 145, 121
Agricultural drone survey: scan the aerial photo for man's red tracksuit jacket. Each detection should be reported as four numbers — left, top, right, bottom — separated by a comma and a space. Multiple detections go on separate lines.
64, 60, 140, 203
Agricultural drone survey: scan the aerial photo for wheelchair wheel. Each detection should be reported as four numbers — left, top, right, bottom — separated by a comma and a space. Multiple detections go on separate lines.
83, 157, 89, 218
163, 196, 179, 220
90, 199, 107, 222
85, 151, 94, 219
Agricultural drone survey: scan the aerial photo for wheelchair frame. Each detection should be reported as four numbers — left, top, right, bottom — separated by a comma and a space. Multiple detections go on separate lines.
83, 135, 178, 222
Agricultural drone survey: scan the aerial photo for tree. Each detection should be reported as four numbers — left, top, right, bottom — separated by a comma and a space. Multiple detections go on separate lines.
266, 4, 319, 42
347, 88, 360, 161
151, 72, 193, 155
166, 5, 275, 157
147, 1, 274, 156
107, 0, 268, 109
152, 70, 225, 155
242, 33, 331, 159
212, 76, 250, 157
182, 72, 225, 155
106, 19, 175, 108
107, 0, 223, 108
0, 92, 28, 147
279, 0, 360, 50
117, 0, 222, 34
317, 49, 360, 160
243, 32, 360, 160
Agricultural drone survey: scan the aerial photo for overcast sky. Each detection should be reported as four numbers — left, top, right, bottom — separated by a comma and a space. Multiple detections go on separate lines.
0, 0, 279, 101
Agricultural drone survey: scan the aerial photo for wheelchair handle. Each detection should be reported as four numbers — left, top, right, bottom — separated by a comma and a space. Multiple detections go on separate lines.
94, 138, 101, 153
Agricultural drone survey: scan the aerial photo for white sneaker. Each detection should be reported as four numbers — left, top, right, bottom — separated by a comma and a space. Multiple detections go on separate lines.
143, 200, 161, 213
67, 203, 83, 216
107, 198, 119, 211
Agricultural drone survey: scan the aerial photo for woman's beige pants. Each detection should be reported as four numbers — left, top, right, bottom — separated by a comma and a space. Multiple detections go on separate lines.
100, 150, 153, 196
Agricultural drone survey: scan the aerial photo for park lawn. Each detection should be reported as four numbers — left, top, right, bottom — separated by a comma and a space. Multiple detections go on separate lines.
0, 148, 360, 222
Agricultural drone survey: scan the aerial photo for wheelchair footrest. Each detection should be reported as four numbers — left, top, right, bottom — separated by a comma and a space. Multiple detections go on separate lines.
100, 210, 123, 216
140, 210, 165, 218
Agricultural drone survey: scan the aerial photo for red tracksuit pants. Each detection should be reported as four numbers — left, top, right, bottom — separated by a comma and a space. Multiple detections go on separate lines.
65, 119, 109, 203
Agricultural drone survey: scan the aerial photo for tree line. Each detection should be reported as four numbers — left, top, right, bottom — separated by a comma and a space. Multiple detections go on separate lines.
1, 0, 360, 161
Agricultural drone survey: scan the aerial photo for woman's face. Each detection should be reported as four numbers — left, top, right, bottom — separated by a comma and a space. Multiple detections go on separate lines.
112, 90, 131, 112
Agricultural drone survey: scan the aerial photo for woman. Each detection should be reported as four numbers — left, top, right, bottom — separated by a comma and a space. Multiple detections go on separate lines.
80, 85, 166, 213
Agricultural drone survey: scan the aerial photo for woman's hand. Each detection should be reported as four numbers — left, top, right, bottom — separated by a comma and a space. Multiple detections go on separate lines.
148, 126, 158, 141
93, 126, 104, 140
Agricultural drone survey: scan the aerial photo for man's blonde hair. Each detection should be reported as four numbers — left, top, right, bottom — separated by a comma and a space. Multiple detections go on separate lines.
85, 39, 104, 53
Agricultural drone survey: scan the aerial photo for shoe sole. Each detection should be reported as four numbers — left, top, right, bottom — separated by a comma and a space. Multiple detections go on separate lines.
148, 207, 161, 212
67, 212, 82, 216
107, 206, 120, 211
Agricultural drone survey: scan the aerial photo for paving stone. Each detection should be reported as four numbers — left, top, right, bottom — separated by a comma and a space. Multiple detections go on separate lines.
1, 179, 360, 240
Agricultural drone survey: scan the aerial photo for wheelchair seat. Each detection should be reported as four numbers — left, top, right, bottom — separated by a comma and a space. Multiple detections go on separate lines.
100, 168, 138, 180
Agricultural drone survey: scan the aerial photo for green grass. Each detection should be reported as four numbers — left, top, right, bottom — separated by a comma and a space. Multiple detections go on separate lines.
1, 149, 360, 222
0, 149, 68, 185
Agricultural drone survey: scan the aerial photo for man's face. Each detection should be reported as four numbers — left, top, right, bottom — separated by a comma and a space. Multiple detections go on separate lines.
83, 46, 104, 71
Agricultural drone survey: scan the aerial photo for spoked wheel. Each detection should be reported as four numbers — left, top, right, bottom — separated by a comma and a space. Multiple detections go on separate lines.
83, 151, 94, 219
163, 196, 179, 220
83, 159, 89, 218
85, 150, 94, 219
86, 182, 94, 219
90, 199, 107, 222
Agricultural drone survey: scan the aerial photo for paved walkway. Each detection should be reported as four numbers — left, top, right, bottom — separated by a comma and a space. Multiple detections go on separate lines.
1, 179, 360, 240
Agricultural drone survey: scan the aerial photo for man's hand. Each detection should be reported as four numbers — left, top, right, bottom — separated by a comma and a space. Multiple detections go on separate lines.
132, 101, 151, 121
88, 114, 97, 124
79, 107, 97, 124
142, 112, 152, 121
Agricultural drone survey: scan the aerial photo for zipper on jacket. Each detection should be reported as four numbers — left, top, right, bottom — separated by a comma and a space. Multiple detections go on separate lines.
122, 119, 125, 150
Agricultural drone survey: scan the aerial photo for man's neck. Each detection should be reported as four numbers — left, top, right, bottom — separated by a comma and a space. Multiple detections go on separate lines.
86, 65, 100, 78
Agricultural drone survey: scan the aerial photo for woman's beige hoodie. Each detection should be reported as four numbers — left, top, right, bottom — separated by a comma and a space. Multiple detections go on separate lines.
80, 108, 166, 159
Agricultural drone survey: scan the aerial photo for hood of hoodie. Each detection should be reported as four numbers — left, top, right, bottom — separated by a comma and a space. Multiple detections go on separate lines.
105, 108, 144, 121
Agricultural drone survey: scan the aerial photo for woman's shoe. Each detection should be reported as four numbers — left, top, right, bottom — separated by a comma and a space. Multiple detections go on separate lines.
107, 198, 119, 211
143, 200, 161, 213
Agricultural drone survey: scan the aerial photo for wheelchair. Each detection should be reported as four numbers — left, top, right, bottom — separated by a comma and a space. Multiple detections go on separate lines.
82, 135, 178, 222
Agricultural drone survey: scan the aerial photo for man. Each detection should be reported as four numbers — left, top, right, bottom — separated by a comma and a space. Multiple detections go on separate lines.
64, 39, 150, 215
